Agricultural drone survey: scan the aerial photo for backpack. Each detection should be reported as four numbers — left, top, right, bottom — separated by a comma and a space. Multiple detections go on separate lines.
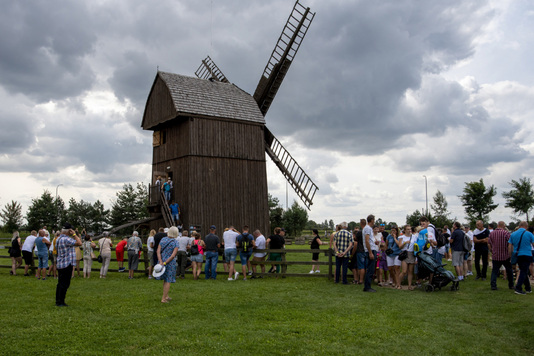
190, 240, 199, 255
241, 233, 251, 253
463, 233, 473, 252
432, 225, 447, 247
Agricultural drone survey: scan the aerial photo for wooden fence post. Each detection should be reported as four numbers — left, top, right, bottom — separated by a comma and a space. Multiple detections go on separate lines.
328, 248, 333, 280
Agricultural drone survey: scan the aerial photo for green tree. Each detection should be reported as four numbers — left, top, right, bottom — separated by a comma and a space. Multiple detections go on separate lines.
328, 219, 334, 230
431, 190, 453, 227
268, 194, 284, 234
26, 191, 66, 230
90, 200, 110, 233
109, 183, 149, 229
406, 209, 424, 227
0, 200, 24, 232
502, 177, 534, 223
459, 179, 498, 224
305, 220, 318, 230
348, 221, 357, 231
282, 200, 308, 237
66, 198, 94, 230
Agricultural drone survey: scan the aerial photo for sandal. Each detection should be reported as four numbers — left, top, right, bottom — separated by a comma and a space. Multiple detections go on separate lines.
161, 300, 169, 303
166, 297, 172, 301
408, 286, 414, 291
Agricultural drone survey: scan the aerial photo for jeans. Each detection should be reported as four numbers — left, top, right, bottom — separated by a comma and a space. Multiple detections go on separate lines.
432, 251, 444, 266
491, 258, 513, 289
204, 251, 218, 279
164, 191, 171, 201
335, 257, 349, 284
515, 255, 533, 292
474, 244, 489, 278
364, 250, 377, 290
56, 264, 73, 305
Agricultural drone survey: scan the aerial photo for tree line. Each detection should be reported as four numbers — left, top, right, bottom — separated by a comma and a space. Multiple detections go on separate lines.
0, 183, 149, 233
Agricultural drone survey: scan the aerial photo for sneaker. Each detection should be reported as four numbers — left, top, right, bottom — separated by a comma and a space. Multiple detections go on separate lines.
235, 272, 239, 280
243, 278, 247, 281
315, 270, 320, 273
247, 271, 252, 276
148, 276, 153, 279
475, 276, 481, 280
515, 290, 526, 295
491, 286, 498, 291
526, 290, 533, 294
466, 271, 473, 276
228, 278, 234, 281
309, 270, 315, 274
363, 288, 377, 293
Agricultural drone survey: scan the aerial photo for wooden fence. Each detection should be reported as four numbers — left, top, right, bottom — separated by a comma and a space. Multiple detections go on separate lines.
0, 245, 340, 279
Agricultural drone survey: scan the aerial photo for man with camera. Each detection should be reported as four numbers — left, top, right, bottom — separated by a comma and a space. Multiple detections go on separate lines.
55, 223, 82, 307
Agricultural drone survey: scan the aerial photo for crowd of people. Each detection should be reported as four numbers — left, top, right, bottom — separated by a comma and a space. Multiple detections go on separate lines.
329, 215, 534, 295
7, 216, 534, 305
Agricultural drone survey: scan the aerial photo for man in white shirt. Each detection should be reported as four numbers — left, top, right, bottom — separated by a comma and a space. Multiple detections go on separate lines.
223, 226, 240, 280
21, 231, 38, 276
363, 215, 378, 292
252, 230, 266, 277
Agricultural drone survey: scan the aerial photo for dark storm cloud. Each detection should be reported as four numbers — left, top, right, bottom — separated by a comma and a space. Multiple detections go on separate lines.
259, 0, 498, 156
0, 1, 97, 102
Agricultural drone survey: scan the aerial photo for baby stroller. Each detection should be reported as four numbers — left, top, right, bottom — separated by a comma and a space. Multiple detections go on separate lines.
416, 252, 460, 292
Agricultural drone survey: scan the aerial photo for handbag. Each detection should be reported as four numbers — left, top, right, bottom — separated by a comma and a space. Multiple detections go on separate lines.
97, 238, 106, 263
398, 250, 408, 261
511, 231, 525, 265
385, 248, 393, 256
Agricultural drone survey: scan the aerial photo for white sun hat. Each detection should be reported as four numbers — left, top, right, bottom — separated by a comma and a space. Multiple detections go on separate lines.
153, 263, 166, 278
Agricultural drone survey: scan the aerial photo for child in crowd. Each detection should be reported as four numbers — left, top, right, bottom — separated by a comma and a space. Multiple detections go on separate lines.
377, 242, 389, 286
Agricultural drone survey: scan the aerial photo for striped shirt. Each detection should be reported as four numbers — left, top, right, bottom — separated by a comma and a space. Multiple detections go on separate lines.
488, 228, 510, 261
56, 234, 76, 269
334, 229, 353, 257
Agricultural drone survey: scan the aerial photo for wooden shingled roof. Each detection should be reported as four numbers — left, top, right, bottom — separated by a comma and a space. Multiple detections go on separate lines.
141, 71, 265, 130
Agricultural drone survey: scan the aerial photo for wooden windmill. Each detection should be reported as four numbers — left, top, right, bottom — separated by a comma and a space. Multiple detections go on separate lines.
141, 0, 317, 234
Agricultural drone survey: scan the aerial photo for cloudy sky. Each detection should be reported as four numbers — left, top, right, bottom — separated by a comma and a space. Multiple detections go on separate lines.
1, 0, 533, 227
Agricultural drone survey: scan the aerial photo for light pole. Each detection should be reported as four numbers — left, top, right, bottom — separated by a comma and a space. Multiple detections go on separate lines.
423, 175, 428, 216
56, 184, 63, 228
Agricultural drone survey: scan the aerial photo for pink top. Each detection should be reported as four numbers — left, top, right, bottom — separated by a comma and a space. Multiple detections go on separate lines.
194, 239, 204, 255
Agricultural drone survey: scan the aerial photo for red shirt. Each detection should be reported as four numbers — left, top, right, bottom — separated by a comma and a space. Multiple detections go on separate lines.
488, 228, 510, 261
116, 240, 127, 253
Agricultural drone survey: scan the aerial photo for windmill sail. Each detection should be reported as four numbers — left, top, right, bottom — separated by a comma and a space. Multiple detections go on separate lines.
253, 0, 315, 116
264, 127, 318, 209
195, 55, 230, 83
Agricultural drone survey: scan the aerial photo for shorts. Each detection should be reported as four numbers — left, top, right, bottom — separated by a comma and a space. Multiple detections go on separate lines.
240, 251, 252, 266
356, 252, 366, 269
147, 251, 154, 266
312, 253, 319, 261
75, 247, 82, 261
190, 253, 203, 263
22, 250, 34, 265
224, 248, 237, 263
379, 259, 388, 270
116, 250, 125, 262
37, 254, 48, 269
405, 251, 416, 264
452, 251, 464, 266
348, 257, 357, 270
387, 255, 401, 267
464, 252, 472, 261
253, 256, 266, 264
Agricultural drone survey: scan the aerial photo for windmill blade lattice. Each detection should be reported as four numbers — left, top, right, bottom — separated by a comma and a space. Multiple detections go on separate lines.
195, 55, 230, 83
264, 127, 318, 210
253, 0, 315, 116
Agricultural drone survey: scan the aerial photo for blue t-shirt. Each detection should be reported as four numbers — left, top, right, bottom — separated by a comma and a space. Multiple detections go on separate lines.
35, 236, 49, 256
163, 182, 171, 192
386, 235, 401, 256
170, 203, 179, 215
508, 228, 534, 257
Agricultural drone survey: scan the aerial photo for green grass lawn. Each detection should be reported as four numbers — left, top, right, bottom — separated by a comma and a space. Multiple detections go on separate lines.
0, 245, 533, 355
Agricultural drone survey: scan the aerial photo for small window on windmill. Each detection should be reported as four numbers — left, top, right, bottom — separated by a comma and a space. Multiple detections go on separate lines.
153, 131, 162, 147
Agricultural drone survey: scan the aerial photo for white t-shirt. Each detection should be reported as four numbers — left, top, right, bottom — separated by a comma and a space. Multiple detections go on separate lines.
467, 231, 474, 251
425, 225, 436, 255
223, 230, 239, 250
362, 225, 377, 252
407, 234, 418, 252
177, 236, 193, 252
399, 234, 408, 251
147, 236, 155, 252
22, 235, 37, 252
254, 235, 266, 258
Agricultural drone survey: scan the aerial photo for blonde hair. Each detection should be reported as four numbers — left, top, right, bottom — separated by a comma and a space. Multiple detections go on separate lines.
167, 226, 179, 238
149, 229, 156, 237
